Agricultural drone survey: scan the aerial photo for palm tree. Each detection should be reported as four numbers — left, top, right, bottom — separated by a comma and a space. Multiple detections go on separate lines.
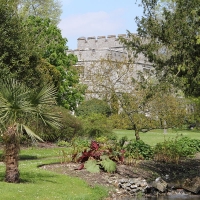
0, 78, 62, 183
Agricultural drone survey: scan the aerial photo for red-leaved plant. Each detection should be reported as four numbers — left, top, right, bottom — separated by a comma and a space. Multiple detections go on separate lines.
75, 140, 125, 173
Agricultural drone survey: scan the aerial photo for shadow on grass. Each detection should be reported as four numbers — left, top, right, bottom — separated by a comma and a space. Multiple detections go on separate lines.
20, 171, 59, 184
0, 153, 38, 161
0, 169, 59, 184
19, 155, 38, 160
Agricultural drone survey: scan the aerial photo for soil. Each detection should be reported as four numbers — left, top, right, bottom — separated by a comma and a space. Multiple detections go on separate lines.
38, 143, 200, 199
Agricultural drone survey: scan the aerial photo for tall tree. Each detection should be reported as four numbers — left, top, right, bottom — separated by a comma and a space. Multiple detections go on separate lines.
0, 2, 85, 111
0, 0, 31, 80
24, 16, 86, 110
18, 0, 62, 25
84, 57, 186, 139
0, 78, 61, 183
122, 0, 200, 97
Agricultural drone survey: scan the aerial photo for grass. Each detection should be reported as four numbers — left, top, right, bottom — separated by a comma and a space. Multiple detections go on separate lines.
114, 128, 200, 146
0, 128, 199, 199
0, 147, 108, 200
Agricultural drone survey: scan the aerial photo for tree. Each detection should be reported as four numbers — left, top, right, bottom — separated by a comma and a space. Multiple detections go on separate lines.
0, 0, 84, 111
0, 0, 31, 80
149, 83, 187, 133
23, 16, 86, 110
117, 74, 158, 140
18, 0, 62, 25
122, 0, 200, 97
84, 57, 187, 140
0, 1, 61, 89
185, 97, 200, 129
0, 78, 61, 183
82, 56, 153, 139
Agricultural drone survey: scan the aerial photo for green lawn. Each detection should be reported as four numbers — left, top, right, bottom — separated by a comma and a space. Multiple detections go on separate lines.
113, 129, 200, 146
0, 147, 108, 200
0, 129, 199, 199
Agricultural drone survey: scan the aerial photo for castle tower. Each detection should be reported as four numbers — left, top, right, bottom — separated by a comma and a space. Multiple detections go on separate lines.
67, 34, 152, 100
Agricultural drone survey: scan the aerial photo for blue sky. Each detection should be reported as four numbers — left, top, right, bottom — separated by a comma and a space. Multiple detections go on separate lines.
58, 0, 143, 49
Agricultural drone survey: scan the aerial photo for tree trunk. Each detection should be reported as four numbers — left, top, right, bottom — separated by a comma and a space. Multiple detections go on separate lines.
3, 126, 20, 183
135, 129, 140, 140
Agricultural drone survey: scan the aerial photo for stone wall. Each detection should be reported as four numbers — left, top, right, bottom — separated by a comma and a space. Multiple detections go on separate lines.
67, 34, 152, 100
76, 34, 127, 50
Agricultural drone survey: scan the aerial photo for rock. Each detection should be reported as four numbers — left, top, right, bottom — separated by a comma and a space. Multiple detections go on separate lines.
152, 177, 168, 192
182, 177, 200, 194
130, 184, 137, 189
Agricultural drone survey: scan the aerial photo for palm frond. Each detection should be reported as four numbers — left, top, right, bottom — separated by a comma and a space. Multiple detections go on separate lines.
0, 78, 33, 123
0, 78, 62, 134
31, 84, 57, 106
37, 111, 62, 129
23, 125, 44, 142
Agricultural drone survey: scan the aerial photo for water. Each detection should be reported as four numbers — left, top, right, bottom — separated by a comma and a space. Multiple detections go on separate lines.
148, 195, 200, 200
149, 195, 199, 200
121, 195, 200, 200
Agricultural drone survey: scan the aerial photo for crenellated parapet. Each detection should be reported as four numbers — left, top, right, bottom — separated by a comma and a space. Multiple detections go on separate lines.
67, 48, 128, 62
77, 34, 127, 50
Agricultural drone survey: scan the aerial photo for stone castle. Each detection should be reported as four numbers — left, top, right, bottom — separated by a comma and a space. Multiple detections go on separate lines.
67, 34, 152, 99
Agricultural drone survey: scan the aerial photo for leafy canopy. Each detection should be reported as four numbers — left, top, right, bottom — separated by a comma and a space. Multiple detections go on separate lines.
18, 0, 62, 25
24, 16, 85, 110
123, 0, 200, 97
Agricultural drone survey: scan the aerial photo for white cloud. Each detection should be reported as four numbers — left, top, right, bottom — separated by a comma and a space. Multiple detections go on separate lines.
58, 10, 124, 39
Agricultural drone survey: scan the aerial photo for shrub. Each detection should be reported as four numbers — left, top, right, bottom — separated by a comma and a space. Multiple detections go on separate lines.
59, 137, 90, 163
153, 137, 199, 163
108, 113, 131, 129
75, 98, 111, 117
30, 107, 83, 142
76, 140, 117, 173
124, 140, 154, 161
177, 137, 200, 152
59, 137, 125, 173
79, 113, 113, 138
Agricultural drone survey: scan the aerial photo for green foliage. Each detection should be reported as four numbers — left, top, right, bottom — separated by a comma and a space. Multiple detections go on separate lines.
70, 137, 90, 162
118, 136, 128, 148
186, 97, 200, 129
58, 137, 90, 163
153, 137, 200, 163
23, 16, 86, 110
57, 140, 70, 147
0, 77, 62, 182
35, 58, 61, 88
0, 78, 62, 139
85, 159, 100, 173
176, 137, 200, 153
125, 140, 154, 160
123, 0, 200, 97
0, 2, 84, 111
18, 0, 62, 25
100, 156, 116, 173
76, 141, 117, 173
150, 87, 187, 130
76, 98, 111, 117
35, 107, 83, 142
0, 1, 32, 80
108, 113, 131, 129
79, 113, 113, 138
